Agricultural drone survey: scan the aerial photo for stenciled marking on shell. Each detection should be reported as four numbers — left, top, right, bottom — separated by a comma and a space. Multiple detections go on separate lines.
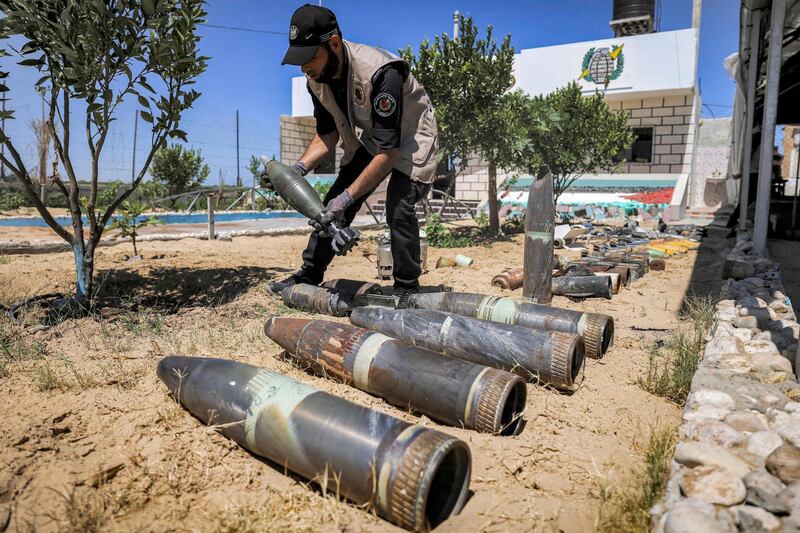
244, 369, 316, 467
353, 332, 392, 391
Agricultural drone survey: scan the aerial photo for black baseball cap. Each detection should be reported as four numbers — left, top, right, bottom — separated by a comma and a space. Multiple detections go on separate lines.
281, 4, 340, 66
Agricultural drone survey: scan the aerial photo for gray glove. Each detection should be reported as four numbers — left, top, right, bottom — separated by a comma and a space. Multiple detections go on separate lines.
309, 190, 354, 234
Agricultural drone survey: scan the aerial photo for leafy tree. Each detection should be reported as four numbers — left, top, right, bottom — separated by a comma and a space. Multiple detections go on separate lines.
402, 16, 551, 233
108, 200, 161, 257
0, 0, 208, 311
150, 143, 210, 199
527, 82, 633, 201
247, 154, 261, 185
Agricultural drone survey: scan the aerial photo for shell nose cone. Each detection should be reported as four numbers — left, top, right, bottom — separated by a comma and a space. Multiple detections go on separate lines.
263, 316, 309, 353
157, 355, 200, 395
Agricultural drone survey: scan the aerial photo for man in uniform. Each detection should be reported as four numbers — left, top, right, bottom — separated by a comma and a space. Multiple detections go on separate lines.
264, 4, 438, 306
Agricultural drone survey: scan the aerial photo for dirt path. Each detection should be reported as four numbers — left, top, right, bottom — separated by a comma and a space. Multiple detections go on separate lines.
0, 230, 693, 532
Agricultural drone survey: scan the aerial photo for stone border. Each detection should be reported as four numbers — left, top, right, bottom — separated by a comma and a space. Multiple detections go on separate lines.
655, 230, 800, 532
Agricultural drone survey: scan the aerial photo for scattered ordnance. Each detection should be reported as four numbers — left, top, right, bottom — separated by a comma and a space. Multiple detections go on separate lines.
262, 158, 359, 254
491, 267, 524, 290
649, 258, 666, 271
157, 355, 471, 531
409, 291, 614, 359
596, 271, 621, 294
264, 317, 527, 435
436, 254, 474, 268
349, 307, 585, 390
523, 165, 554, 304
608, 265, 631, 286
280, 283, 350, 317
321, 278, 383, 296
551, 275, 612, 299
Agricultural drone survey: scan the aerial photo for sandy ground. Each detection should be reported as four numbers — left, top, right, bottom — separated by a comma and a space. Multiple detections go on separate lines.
0, 228, 696, 532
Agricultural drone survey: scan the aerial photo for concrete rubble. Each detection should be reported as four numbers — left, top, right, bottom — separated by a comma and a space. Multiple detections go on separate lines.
656, 231, 800, 532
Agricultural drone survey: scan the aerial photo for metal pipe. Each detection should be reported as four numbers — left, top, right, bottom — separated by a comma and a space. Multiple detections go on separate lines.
739, 9, 762, 231
649, 259, 667, 271
264, 318, 527, 435
753, 0, 784, 255
596, 272, 621, 294
523, 166, 554, 303
608, 265, 631, 286
409, 292, 614, 359
349, 307, 585, 390
551, 275, 612, 299
491, 267, 524, 290
157, 356, 471, 531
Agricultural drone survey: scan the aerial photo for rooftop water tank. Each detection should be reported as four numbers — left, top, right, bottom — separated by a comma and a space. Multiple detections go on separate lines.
610, 0, 656, 37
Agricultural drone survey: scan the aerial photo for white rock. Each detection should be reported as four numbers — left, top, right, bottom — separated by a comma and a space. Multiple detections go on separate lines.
725, 410, 770, 433
732, 505, 782, 532
778, 423, 800, 449
683, 419, 745, 448
717, 307, 738, 322
680, 466, 746, 505
761, 394, 784, 407
770, 300, 792, 314
663, 498, 729, 533
780, 482, 800, 510
747, 431, 784, 458
709, 353, 752, 373
745, 339, 781, 355
674, 442, 752, 477
767, 408, 793, 429
705, 336, 744, 357
737, 296, 768, 308
716, 322, 754, 342
687, 389, 736, 412
784, 402, 800, 414
750, 353, 794, 374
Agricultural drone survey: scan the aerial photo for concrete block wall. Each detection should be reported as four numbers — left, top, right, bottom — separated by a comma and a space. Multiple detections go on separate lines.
454, 155, 491, 202
606, 92, 696, 174
279, 115, 342, 172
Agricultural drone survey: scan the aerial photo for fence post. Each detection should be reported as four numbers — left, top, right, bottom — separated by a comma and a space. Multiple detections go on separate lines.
206, 192, 216, 240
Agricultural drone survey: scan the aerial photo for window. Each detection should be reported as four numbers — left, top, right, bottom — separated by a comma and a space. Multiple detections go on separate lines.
614, 127, 653, 164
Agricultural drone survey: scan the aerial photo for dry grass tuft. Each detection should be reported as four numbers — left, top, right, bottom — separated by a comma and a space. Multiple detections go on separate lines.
638, 293, 715, 405
596, 426, 677, 532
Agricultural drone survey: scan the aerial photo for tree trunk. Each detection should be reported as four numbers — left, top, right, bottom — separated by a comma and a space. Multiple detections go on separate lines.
70, 238, 94, 308
132, 233, 138, 257
487, 160, 500, 234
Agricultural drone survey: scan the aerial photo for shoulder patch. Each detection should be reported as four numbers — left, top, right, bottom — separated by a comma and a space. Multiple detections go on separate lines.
373, 93, 397, 117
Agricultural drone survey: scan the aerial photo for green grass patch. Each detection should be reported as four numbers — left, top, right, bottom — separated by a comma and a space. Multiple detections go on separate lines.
638, 293, 715, 405
596, 426, 677, 532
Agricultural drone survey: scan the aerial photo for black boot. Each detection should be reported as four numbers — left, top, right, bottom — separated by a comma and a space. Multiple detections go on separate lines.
267, 273, 316, 296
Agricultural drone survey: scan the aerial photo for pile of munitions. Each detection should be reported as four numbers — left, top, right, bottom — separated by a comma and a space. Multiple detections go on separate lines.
154, 163, 635, 531
492, 226, 703, 299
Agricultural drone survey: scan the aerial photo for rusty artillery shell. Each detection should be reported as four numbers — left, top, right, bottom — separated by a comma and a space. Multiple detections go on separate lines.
523, 166, 555, 304
608, 266, 630, 286
491, 267, 524, 290
280, 283, 350, 317
349, 307, 585, 390
410, 291, 614, 359
551, 275, 612, 299
157, 355, 471, 531
649, 258, 666, 271
264, 317, 527, 435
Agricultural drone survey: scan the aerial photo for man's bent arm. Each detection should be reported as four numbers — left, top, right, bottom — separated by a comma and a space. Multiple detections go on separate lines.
346, 148, 400, 200
298, 132, 339, 170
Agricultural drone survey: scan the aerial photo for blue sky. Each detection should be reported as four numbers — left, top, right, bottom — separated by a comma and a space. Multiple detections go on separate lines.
1, 0, 739, 185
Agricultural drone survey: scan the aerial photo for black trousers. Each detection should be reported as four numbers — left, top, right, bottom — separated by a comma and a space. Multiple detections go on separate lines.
294, 147, 428, 289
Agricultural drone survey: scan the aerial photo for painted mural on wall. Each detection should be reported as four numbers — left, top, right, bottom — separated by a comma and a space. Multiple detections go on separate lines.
578, 44, 624, 85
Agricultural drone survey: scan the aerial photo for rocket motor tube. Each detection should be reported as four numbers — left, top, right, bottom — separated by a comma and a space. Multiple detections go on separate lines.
551, 275, 613, 299
409, 291, 614, 360
156, 356, 471, 531
491, 267, 524, 290
264, 317, 527, 436
349, 307, 585, 390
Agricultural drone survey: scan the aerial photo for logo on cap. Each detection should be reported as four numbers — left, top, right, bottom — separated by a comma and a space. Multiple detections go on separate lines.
289, 25, 298, 40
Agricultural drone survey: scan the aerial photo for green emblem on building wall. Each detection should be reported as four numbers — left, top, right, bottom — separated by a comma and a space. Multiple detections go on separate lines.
578, 44, 624, 85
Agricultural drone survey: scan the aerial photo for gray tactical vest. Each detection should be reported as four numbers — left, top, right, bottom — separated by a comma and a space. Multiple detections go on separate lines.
307, 40, 438, 184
